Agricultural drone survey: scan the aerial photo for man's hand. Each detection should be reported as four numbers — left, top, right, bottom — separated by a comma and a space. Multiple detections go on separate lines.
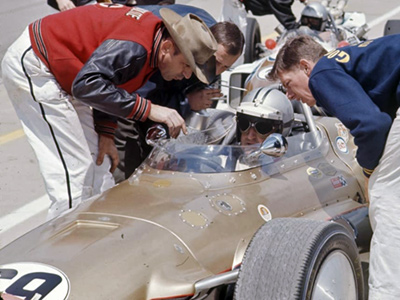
187, 88, 223, 111
97, 134, 119, 173
56, 0, 76, 11
148, 104, 187, 138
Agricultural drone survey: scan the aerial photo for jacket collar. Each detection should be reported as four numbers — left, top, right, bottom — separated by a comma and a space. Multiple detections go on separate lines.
150, 26, 165, 69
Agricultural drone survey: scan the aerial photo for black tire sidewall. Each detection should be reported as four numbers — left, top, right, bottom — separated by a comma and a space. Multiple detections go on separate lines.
244, 18, 261, 63
234, 218, 364, 300
302, 228, 364, 300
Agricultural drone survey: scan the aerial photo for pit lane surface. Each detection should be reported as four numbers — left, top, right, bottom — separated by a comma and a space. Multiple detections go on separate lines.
0, 0, 399, 248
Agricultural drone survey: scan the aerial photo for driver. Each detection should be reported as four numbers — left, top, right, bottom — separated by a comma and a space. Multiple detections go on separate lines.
157, 87, 294, 172
299, 2, 342, 43
236, 87, 294, 146
300, 2, 329, 32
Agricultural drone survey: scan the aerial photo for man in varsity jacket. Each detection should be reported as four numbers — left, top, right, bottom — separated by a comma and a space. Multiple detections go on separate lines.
269, 34, 400, 300
2, 3, 218, 219
113, 4, 245, 182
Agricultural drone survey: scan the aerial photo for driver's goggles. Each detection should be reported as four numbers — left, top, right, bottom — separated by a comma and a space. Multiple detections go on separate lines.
300, 16, 323, 31
237, 117, 279, 136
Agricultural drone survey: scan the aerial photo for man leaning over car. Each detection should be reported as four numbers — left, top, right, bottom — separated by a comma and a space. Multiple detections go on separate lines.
2, 4, 218, 219
269, 34, 400, 300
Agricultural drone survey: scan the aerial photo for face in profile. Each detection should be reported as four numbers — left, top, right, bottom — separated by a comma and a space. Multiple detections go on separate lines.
214, 44, 240, 75
278, 60, 317, 107
158, 39, 193, 81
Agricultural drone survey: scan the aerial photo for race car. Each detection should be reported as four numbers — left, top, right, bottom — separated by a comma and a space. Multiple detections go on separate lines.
0, 2, 374, 297
0, 85, 371, 299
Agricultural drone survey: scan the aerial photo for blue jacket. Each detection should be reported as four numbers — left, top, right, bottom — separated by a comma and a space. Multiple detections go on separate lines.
309, 34, 400, 173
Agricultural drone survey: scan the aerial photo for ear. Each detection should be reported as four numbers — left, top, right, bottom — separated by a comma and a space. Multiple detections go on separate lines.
160, 38, 173, 54
299, 59, 315, 76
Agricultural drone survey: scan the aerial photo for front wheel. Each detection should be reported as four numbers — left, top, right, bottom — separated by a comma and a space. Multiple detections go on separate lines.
244, 17, 261, 63
234, 218, 364, 300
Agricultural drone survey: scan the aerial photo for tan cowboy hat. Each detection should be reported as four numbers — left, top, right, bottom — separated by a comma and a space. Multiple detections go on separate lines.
160, 8, 218, 84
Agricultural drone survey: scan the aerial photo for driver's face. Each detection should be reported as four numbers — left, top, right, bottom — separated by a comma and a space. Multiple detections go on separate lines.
241, 127, 268, 146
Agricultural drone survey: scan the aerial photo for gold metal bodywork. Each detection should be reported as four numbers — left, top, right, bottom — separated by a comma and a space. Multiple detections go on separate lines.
0, 114, 367, 299
0, 26, 368, 296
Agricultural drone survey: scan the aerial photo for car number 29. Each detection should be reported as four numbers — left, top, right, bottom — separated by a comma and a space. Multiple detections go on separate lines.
0, 262, 70, 300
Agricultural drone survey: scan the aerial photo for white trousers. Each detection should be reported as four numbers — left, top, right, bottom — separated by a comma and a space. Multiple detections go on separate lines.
2, 28, 115, 220
368, 107, 400, 299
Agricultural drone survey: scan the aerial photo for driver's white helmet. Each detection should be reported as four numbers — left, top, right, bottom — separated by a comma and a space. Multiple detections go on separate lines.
300, 2, 329, 31
236, 87, 294, 139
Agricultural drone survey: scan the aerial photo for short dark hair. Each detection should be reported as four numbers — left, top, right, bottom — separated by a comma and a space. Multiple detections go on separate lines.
268, 35, 327, 81
210, 21, 245, 56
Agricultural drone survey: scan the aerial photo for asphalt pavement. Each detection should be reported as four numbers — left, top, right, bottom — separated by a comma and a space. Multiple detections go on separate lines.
0, 0, 399, 248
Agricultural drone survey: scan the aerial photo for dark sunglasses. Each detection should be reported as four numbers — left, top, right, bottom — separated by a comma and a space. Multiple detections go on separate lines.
300, 16, 323, 31
237, 117, 277, 136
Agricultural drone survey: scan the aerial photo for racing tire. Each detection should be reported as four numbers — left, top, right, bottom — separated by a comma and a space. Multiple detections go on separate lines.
234, 218, 364, 300
244, 18, 261, 63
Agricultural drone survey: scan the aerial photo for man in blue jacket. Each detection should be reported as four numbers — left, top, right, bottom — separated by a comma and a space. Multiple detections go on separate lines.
269, 34, 400, 300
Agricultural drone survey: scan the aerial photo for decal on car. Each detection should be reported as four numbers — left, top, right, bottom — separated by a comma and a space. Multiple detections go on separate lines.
0, 262, 70, 300
335, 136, 349, 153
258, 205, 272, 222
330, 175, 348, 189
335, 123, 349, 142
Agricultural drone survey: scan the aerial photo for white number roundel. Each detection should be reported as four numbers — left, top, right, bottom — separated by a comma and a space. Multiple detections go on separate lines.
0, 262, 70, 300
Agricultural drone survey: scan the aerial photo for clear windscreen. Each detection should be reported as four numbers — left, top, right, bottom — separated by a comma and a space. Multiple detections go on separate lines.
144, 130, 323, 174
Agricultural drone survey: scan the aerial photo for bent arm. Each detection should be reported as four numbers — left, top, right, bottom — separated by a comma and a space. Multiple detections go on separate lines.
310, 69, 392, 173
72, 39, 152, 122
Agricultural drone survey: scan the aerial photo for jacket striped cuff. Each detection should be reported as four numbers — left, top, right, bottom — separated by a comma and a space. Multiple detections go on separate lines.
94, 120, 118, 138
363, 167, 374, 178
128, 95, 151, 121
